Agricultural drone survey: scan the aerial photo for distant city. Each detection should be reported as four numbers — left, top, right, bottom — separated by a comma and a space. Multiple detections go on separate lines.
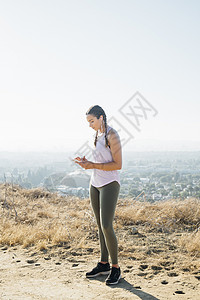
1, 151, 200, 201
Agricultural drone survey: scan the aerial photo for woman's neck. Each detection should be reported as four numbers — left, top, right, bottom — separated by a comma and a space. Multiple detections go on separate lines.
99, 125, 110, 135
99, 123, 106, 133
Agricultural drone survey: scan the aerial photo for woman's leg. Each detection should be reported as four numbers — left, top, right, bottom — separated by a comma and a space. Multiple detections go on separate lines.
99, 181, 120, 265
89, 184, 109, 263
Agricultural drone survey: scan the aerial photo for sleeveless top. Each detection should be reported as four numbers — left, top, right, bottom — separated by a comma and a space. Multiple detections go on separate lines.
90, 125, 120, 188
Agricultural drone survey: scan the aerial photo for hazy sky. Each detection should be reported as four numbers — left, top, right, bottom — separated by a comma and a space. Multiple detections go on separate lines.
0, 0, 200, 152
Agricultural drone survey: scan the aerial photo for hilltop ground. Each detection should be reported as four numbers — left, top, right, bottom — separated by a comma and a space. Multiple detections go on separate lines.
0, 183, 200, 299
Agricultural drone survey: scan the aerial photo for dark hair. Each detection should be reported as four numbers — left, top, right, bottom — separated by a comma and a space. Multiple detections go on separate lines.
86, 105, 110, 148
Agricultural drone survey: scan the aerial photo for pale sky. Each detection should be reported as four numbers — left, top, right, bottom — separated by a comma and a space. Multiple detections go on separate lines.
0, 0, 200, 152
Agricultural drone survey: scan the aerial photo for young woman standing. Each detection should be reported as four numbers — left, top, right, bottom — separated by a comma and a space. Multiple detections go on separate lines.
73, 105, 122, 285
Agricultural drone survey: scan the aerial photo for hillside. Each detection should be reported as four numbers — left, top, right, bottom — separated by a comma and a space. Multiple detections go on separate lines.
0, 183, 200, 299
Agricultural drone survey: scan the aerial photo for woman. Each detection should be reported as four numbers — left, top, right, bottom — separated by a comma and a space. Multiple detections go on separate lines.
73, 105, 122, 285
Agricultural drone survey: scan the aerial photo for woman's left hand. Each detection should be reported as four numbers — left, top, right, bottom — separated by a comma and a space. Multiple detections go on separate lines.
75, 160, 94, 169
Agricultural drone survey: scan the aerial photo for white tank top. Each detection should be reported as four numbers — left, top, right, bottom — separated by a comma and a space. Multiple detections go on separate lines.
90, 125, 120, 188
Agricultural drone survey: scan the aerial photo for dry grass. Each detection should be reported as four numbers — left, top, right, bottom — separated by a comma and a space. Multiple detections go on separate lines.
0, 184, 95, 251
179, 231, 200, 254
116, 197, 200, 231
0, 183, 200, 262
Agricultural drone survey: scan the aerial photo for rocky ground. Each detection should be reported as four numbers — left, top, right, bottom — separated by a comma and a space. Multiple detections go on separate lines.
1, 230, 200, 300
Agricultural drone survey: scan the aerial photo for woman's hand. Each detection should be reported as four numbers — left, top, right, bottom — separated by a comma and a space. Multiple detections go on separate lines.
75, 160, 94, 169
73, 156, 93, 169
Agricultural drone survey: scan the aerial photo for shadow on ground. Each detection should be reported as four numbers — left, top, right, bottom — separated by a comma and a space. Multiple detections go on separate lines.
88, 276, 160, 300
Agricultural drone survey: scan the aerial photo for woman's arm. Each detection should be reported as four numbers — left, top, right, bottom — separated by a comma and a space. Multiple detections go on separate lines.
74, 129, 122, 171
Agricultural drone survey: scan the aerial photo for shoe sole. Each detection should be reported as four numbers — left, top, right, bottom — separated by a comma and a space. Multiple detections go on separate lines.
106, 274, 121, 285
86, 271, 110, 278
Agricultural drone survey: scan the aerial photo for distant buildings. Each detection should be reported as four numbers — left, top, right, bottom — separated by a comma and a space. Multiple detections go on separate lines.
1, 152, 200, 201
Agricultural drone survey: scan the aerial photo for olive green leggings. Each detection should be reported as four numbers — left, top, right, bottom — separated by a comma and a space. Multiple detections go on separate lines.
89, 181, 120, 265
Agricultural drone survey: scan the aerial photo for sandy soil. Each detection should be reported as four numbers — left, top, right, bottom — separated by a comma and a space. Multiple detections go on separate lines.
1, 246, 200, 300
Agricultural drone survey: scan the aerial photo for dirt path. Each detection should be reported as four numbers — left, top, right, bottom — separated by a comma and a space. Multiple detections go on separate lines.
1, 247, 199, 300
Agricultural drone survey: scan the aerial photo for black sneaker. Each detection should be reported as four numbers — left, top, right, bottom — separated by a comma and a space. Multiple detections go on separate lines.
106, 267, 121, 285
86, 262, 110, 278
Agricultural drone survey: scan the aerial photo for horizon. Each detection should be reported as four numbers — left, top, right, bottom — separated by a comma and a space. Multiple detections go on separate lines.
1, 139, 200, 153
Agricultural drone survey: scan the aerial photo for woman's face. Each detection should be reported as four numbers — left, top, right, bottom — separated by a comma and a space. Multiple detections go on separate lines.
86, 114, 102, 131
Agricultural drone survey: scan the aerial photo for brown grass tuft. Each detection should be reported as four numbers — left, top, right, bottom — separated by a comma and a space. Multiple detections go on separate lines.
178, 231, 200, 254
